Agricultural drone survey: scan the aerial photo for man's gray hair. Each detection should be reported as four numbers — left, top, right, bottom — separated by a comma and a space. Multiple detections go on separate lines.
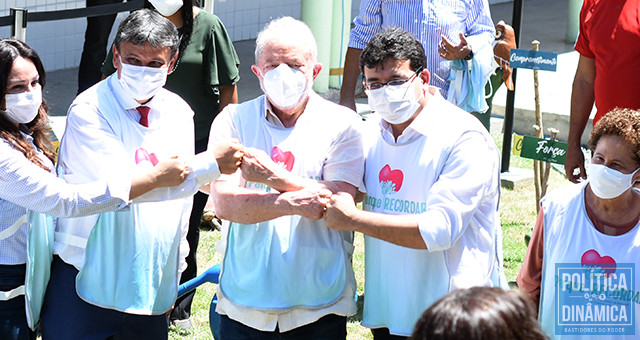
254, 16, 318, 64
114, 9, 180, 57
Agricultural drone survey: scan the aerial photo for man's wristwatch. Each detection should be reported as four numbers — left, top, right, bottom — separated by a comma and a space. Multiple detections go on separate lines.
463, 49, 474, 60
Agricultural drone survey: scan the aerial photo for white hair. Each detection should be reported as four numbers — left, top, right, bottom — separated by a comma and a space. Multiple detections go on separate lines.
254, 16, 318, 64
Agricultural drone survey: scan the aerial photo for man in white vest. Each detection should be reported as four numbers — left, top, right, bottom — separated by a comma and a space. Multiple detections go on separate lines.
325, 28, 506, 339
40, 9, 244, 339
208, 16, 364, 339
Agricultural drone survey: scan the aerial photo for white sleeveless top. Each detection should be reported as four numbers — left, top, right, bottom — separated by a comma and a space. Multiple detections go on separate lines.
213, 94, 364, 311
540, 184, 640, 339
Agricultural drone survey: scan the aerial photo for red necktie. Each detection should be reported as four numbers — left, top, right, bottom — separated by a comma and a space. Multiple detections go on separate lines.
137, 106, 150, 127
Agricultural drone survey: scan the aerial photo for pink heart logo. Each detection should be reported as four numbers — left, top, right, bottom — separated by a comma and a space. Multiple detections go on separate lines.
148, 152, 159, 166
135, 148, 151, 165
134, 148, 159, 166
271, 146, 295, 172
581, 249, 617, 278
379, 164, 404, 195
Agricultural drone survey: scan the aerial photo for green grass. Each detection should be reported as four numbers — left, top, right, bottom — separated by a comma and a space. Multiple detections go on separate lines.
170, 132, 572, 340
169, 228, 373, 340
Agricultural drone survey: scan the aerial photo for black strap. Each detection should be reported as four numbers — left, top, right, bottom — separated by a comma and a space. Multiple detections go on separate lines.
0, 0, 144, 27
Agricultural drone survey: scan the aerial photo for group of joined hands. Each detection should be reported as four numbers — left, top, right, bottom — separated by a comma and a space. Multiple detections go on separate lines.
145, 139, 357, 231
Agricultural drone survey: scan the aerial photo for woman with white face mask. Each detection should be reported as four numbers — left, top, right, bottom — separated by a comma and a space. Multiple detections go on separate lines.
0, 39, 190, 340
518, 108, 640, 339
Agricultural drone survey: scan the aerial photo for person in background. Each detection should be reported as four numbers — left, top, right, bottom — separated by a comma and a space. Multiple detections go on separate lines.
208, 16, 364, 339
0, 38, 188, 340
40, 10, 244, 340
325, 28, 505, 339
519, 108, 640, 339
564, 0, 640, 183
77, 0, 126, 94
101, 0, 240, 328
410, 287, 548, 340
339, 0, 494, 127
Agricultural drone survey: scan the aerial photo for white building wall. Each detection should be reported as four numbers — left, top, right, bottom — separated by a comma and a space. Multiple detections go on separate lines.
0, 0, 302, 71
214, 0, 301, 42
0, 0, 127, 72
0, 0, 510, 72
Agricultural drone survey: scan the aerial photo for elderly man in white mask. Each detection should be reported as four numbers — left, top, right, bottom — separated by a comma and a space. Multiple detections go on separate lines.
208, 16, 364, 339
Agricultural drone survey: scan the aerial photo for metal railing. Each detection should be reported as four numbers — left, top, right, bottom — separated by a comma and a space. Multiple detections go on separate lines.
1, 1, 145, 42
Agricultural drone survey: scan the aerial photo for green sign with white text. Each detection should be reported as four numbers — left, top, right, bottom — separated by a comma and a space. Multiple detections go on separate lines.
512, 134, 567, 164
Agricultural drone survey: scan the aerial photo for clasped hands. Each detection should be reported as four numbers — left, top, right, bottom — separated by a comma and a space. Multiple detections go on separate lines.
239, 147, 357, 229
149, 139, 245, 188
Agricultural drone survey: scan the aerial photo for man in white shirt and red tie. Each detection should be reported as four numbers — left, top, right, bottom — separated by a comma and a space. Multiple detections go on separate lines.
40, 9, 244, 340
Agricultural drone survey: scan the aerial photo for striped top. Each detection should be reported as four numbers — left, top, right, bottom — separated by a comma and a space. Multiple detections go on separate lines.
349, 0, 494, 95
0, 131, 128, 265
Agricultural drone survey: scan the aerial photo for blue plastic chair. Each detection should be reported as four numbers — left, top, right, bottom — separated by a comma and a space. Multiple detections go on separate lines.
176, 264, 221, 339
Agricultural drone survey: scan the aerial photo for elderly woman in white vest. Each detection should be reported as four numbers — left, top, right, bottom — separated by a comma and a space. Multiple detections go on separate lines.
518, 107, 640, 340
0, 38, 189, 340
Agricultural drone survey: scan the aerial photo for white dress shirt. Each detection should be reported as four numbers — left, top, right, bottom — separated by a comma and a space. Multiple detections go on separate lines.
360, 88, 505, 335
54, 74, 220, 272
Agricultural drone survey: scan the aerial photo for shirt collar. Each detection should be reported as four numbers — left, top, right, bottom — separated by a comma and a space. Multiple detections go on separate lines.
262, 92, 318, 128
263, 96, 286, 128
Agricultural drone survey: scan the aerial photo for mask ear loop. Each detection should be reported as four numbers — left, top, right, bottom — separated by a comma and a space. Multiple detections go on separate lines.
631, 167, 640, 188
485, 76, 493, 100
400, 67, 424, 99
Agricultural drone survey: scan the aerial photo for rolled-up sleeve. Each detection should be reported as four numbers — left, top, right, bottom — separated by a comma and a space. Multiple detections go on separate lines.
417, 131, 499, 251
349, 0, 382, 49
464, 0, 495, 52
323, 116, 364, 187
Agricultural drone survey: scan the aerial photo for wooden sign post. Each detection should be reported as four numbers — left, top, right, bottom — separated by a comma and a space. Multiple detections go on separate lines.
510, 42, 559, 210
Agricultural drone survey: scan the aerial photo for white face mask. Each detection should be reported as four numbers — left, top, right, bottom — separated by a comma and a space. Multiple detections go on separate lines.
149, 0, 183, 16
365, 79, 421, 124
588, 163, 639, 199
260, 64, 310, 110
3, 88, 42, 124
118, 57, 169, 101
